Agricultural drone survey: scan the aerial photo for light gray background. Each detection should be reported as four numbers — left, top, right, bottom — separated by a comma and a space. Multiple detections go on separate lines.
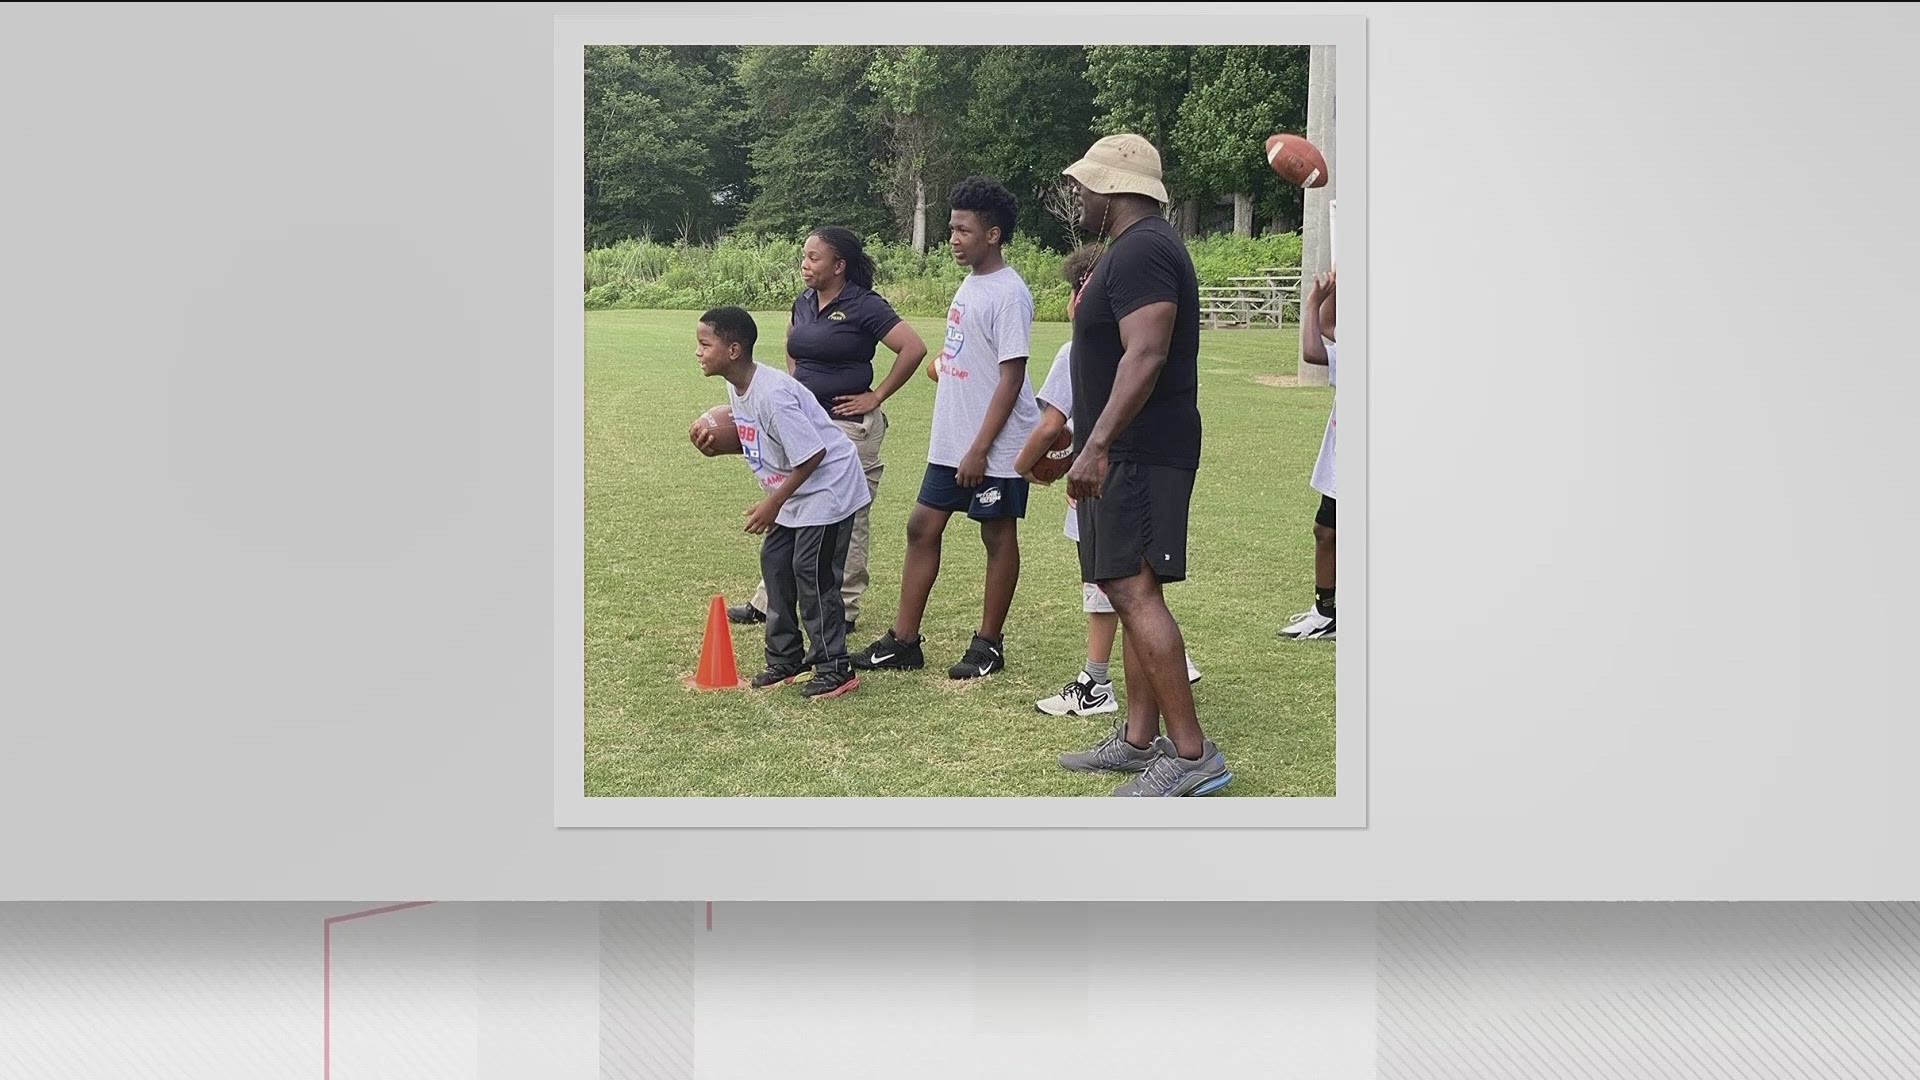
3, 3, 1916, 900
6, 900, 1920, 1078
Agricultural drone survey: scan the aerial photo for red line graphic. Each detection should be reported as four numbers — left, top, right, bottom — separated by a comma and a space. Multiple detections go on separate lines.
324, 902, 436, 1080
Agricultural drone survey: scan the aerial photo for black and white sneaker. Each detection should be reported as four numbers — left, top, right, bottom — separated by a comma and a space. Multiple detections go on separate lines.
1036, 671, 1118, 716
948, 634, 1005, 680
801, 666, 859, 700
728, 602, 766, 626
851, 629, 925, 671
750, 662, 810, 689
1277, 604, 1335, 640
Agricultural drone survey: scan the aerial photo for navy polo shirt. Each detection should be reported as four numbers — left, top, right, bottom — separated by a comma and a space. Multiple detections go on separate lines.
786, 281, 904, 414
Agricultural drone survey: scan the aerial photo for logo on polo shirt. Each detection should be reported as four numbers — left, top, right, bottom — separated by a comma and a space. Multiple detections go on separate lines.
828, 311, 847, 322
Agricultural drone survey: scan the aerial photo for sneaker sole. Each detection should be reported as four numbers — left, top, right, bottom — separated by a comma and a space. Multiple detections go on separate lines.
1186, 771, 1233, 796
805, 676, 860, 701
1036, 700, 1119, 717
1115, 770, 1235, 797
1059, 755, 1153, 775
853, 658, 925, 671
949, 663, 1003, 680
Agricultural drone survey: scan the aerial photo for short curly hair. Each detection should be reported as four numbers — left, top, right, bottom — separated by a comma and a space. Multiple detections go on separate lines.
1061, 243, 1106, 288
949, 176, 1019, 246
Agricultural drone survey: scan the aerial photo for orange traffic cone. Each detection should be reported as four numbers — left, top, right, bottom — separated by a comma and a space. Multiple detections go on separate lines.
684, 594, 749, 691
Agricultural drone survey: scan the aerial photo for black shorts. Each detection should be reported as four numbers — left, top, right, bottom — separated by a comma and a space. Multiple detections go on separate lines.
1315, 494, 1336, 530
1077, 460, 1196, 585
917, 463, 1029, 521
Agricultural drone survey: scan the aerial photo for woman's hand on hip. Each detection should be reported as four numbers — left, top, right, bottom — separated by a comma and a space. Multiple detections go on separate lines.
832, 392, 881, 418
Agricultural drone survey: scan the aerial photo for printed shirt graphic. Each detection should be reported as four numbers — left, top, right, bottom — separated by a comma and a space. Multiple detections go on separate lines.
1311, 341, 1336, 499
725, 364, 871, 529
927, 266, 1041, 477
1036, 342, 1082, 543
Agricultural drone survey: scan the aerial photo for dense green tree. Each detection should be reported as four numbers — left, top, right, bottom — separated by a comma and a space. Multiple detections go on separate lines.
865, 45, 984, 253
733, 46, 892, 241
584, 44, 1315, 248
948, 46, 1099, 252
1173, 46, 1310, 236
583, 45, 744, 247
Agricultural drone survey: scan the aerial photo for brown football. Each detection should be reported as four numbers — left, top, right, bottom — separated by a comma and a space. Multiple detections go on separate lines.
1029, 427, 1076, 484
689, 404, 742, 457
1265, 132, 1329, 189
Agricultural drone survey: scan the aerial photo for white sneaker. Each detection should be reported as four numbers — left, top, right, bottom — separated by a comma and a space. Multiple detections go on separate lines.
1277, 605, 1336, 640
1186, 653, 1202, 685
1036, 671, 1119, 717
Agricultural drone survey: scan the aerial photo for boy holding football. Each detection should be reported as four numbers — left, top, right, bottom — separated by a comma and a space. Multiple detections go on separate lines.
695, 306, 871, 699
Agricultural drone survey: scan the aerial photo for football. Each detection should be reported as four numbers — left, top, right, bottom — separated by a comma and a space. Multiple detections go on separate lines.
1265, 132, 1329, 189
1029, 427, 1076, 484
690, 404, 741, 457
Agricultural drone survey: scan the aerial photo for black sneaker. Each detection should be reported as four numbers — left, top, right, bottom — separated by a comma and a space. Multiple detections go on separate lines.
948, 634, 1005, 679
801, 666, 860, 700
729, 603, 766, 626
750, 662, 809, 689
851, 630, 925, 671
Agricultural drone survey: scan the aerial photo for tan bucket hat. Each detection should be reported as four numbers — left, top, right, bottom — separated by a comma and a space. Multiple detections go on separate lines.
1063, 133, 1170, 205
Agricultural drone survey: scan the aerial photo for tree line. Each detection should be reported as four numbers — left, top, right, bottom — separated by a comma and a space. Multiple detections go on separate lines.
585, 45, 1311, 254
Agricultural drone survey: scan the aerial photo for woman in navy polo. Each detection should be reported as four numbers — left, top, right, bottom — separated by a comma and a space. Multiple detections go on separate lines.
729, 226, 929, 637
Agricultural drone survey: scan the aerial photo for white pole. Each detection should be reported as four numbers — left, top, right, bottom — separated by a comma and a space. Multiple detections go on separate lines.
1297, 44, 1335, 387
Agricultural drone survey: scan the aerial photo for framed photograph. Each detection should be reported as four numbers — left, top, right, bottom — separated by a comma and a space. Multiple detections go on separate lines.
555, 10, 1366, 828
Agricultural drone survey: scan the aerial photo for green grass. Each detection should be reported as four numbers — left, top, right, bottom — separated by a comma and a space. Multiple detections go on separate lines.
585, 308, 1335, 797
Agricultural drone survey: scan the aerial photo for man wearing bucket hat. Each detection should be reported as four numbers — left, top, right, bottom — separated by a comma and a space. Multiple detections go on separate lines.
1054, 134, 1232, 798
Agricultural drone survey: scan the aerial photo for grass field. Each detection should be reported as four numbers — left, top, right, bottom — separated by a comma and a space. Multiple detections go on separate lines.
585, 307, 1335, 798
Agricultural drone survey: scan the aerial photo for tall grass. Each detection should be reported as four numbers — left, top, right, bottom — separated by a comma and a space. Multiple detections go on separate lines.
583, 232, 1304, 321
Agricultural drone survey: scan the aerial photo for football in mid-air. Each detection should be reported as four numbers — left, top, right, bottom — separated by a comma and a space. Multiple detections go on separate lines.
690, 404, 741, 457
1029, 427, 1076, 484
1265, 133, 1329, 189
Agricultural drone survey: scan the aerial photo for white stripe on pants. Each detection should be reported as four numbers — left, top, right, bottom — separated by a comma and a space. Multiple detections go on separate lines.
759, 513, 855, 672
752, 409, 886, 624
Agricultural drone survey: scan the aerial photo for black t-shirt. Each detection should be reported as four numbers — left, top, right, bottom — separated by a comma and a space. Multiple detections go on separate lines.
786, 281, 904, 414
1069, 214, 1202, 469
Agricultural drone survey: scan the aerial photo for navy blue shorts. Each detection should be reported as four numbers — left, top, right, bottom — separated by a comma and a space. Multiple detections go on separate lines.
917, 464, 1029, 521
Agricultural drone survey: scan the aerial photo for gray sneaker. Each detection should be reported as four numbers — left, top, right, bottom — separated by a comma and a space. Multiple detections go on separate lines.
1059, 719, 1161, 774
1111, 736, 1232, 797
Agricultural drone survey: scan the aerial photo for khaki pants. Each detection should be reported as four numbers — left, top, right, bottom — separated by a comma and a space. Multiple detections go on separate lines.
752, 408, 887, 625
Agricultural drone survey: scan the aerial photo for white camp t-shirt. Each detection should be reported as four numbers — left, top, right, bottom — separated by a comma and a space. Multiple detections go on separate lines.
928, 265, 1041, 477
726, 364, 872, 529
1311, 341, 1337, 499
1035, 342, 1082, 543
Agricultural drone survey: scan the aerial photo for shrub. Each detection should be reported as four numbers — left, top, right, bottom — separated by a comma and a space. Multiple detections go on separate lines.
583, 231, 1303, 320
